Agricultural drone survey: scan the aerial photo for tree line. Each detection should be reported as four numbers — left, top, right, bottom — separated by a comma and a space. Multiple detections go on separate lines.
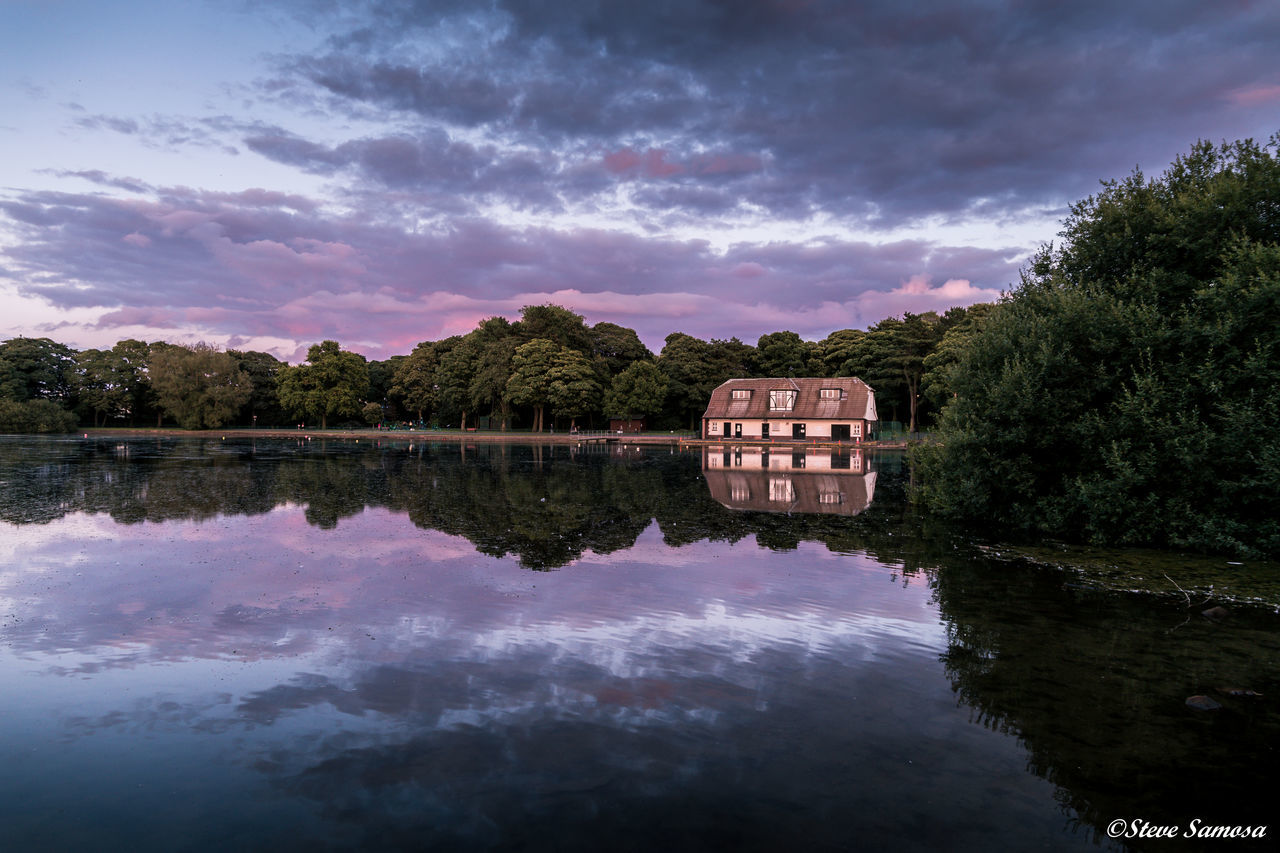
0, 302, 992, 434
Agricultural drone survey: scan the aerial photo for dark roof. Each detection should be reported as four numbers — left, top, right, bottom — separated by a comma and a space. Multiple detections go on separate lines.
701, 377, 876, 421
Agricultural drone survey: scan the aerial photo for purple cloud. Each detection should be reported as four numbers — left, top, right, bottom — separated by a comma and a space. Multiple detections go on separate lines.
0, 179, 1018, 358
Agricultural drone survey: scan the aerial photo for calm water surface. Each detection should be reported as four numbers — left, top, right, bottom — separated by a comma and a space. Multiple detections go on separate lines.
1, 436, 1276, 851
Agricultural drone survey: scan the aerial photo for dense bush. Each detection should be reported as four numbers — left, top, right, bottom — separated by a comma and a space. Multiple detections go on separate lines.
915, 136, 1280, 557
0, 398, 79, 434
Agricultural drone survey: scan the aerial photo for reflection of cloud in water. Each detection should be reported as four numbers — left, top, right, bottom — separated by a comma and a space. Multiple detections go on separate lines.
9, 501, 942, 744
2, 508, 934, 671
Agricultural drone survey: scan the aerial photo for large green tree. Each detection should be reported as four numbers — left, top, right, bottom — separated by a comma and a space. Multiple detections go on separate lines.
546, 347, 601, 431
468, 317, 518, 428
505, 339, 560, 432
515, 304, 593, 353
657, 333, 716, 430
921, 304, 994, 413
589, 321, 652, 379
148, 343, 253, 429
753, 331, 809, 377
278, 341, 370, 429
816, 329, 866, 378
916, 135, 1280, 557
228, 349, 287, 427
75, 348, 130, 427
391, 341, 442, 423
604, 360, 668, 425
656, 333, 756, 430
0, 337, 76, 402
882, 312, 945, 433
434, 336, 477, 429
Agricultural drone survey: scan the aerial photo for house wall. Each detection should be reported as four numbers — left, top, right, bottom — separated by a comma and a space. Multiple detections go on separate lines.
702, 419, 864, 440
704, 445, 866, 473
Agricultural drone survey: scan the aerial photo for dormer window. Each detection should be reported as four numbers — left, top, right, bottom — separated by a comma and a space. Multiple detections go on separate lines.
731, 389, 751, 400
819, 388, 847, 401
769, 389, 797, 410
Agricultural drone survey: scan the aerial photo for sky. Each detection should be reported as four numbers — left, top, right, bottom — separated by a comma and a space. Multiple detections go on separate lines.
2, 0, 1278, 362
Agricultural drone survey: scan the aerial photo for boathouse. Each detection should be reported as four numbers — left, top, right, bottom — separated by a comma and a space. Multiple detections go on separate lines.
700, 377, 877, 442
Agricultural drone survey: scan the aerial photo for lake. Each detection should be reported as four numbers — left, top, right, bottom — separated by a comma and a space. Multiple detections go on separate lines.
1, 436, 1276, 851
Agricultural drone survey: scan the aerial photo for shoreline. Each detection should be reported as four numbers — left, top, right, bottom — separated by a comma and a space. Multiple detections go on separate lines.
71, 427, 909, 450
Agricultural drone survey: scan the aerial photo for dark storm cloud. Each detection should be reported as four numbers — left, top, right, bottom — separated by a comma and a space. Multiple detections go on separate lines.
244, 126, 564, 208
264, 0, 1280, 226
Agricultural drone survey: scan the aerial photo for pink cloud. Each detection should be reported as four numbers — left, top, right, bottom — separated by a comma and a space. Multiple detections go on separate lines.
602, 147, 684, 178
731, 262, 767, 278
205, 234, 368, 288
96, 306, 182, 327
853, 276, 1003, 323
692, 152, 764, 176
1227, 84, 1280, 106
122, 232, 151, 247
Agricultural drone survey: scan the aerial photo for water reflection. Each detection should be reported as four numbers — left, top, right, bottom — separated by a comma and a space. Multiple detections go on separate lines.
1, 437, 1277, 850
701, 445, 876, 516
0, 436, 897, 569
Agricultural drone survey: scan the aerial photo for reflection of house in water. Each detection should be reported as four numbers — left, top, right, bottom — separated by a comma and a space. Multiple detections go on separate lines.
701, 445, 877, 516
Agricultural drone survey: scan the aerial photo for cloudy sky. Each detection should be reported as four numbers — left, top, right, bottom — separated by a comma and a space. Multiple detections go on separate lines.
2, 0, 1277, 361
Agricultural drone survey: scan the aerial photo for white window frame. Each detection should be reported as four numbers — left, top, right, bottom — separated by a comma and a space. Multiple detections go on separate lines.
769, 389, 797, 411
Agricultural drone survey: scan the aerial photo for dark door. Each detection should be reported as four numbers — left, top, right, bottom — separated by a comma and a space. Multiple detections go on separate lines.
831, 424, 850, 441
761, 422, 770, 439
792, 423, 806, 439
734, 423, 742, 438
723, 422, 731, 438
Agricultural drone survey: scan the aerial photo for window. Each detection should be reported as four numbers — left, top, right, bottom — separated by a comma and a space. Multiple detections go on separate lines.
769, 477, 795, 502
731, 389, 751, 400
819, 388, 846, 401
769, 389, 797, 410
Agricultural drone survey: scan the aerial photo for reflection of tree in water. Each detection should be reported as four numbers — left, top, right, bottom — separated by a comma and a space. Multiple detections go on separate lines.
932, 558, 1280, 850
384, 444, 662, 568
276, 440, 383, 529
0, 438, 279, 524
2, 437, 929, 570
